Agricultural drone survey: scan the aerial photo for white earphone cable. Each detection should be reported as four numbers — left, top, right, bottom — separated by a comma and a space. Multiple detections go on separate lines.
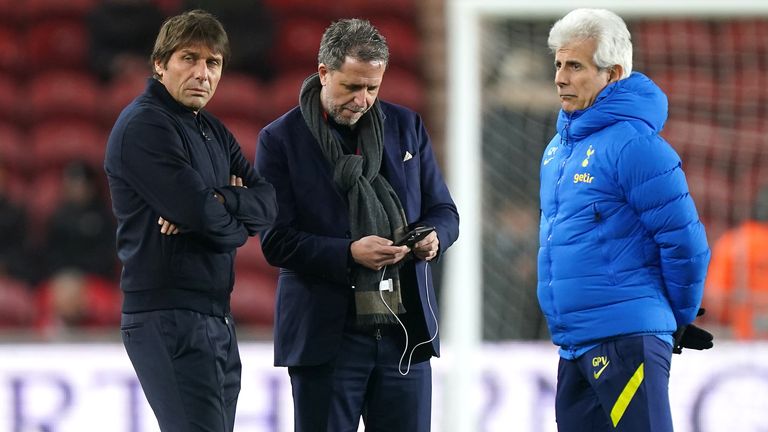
378, 261, 439, 375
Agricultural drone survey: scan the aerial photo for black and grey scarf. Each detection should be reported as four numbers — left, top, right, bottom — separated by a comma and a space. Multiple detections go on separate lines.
299, 73, 407, 326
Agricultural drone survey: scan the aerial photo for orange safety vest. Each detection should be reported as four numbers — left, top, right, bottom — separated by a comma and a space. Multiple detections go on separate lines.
705, 221, 768, 339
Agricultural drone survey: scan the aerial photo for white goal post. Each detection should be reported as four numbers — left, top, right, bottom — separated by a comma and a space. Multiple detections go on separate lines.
442, 1, 768, 431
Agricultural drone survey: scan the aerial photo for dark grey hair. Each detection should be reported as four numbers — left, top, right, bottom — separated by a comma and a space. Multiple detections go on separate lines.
151, 9, 230, 78
317, 18, 389, 71
548, 8, 632, 79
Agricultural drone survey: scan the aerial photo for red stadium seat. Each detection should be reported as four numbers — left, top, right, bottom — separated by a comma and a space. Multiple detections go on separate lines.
727, 124, 768, 219
720, 68, 768, 117
26, 70, 101, 123
379, 67, 426, 113
727, 123, 768, 170
0, 25, 24, 73
25, 18, 88, 70
266, 70, 310, 120
230, 270, 277, 327
0, 123, 28, 205
153, 0, 183, 15
0, 276, 36, 327
653, 70, 718, 109
0, 122, 31, 175
29, 120, 107, 170
662, 117, 726, 165
205, 73, 266, 122
0, 72, 21, 123
371, 19, 421, 73
717, 20, 768, 59
271, 17, 327, 72
338, 0, 416, 20
20, 0, 96, 20
103, 76, 147, 125
221, 118, 264, 165
266, 0, 414, 20
682, 163, 733, 241
634, 20, 713, 62
235, 236, 277, 276
263, 0, 328, 17
0, 0, 22, 25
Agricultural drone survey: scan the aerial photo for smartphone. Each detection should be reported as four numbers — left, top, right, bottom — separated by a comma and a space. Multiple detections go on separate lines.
394, 225, 435, 247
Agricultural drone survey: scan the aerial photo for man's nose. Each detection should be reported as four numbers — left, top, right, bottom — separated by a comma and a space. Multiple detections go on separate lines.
353, 89, 367, 107
555, 68, 567, 86
192, 60, 209, 81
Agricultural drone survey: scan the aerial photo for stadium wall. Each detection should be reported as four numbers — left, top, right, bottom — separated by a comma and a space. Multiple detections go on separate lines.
1, 342, 766, 431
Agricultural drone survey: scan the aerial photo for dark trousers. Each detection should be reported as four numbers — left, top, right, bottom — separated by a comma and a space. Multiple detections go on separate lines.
555, 335, 673, 432
288, 326, 432, 432
121, 310, 242, 432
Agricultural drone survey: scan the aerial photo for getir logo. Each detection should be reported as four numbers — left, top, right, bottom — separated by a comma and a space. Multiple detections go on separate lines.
573, 172, 594, 184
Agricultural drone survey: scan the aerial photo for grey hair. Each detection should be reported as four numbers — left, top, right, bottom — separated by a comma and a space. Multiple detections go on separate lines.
548, 8, 632, 79
318, 18, 389, 71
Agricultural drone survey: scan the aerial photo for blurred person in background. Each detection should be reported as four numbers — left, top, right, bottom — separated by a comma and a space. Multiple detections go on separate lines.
256, 18, 459, 432
104, 10, 276, 431
35, 269, 120, 339
484, 200, 547, 339
87, 0, 166, 82
0, 160, 36, 328
0, 161, 29, 281
183, 0, 275, 80
42, 160, 117, 281
705, 184, 768, 340
36, 160, 120, 339
537, 8, 711, 431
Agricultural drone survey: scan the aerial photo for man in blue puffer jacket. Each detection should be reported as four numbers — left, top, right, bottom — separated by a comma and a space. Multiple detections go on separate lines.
538, 8, 711, 431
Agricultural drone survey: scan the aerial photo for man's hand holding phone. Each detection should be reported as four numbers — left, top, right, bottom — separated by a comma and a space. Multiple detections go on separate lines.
395, 226, 438, 261
351, 236, 410, 271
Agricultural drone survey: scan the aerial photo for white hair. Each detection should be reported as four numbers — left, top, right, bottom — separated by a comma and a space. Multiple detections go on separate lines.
548, 8, 633, 79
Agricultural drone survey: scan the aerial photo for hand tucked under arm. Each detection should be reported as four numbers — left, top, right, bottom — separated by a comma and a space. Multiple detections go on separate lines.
158, 217, 179, 235
215, 175, 277, 235
158, 176, 245, 236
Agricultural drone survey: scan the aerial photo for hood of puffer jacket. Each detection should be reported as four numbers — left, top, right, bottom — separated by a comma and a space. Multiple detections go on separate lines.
556, 71, 668, 141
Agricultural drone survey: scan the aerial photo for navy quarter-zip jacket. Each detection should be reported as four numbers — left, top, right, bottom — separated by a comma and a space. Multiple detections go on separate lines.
105, 78, 276, 315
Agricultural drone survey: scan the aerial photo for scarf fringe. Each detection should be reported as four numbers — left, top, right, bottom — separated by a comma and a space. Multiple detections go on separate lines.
355, 309, 406, 327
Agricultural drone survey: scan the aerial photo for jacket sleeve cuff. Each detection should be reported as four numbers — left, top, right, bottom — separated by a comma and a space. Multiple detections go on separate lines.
214, 187, 239, 214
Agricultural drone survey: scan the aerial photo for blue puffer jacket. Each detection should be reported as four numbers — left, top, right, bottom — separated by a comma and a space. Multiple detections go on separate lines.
537, 72, 710, 354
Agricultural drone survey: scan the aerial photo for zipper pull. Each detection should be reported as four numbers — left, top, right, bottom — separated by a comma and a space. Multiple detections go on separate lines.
195, 115, 211, 141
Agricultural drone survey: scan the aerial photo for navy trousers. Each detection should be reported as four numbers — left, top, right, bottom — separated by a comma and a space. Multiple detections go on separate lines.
121, 309, 242, 432
555, 335, 673, 432
288, 325, 432, 432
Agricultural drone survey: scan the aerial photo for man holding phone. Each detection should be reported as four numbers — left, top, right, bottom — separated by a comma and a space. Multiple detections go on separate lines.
255, 18, 459, 432
395, 226, 436, 247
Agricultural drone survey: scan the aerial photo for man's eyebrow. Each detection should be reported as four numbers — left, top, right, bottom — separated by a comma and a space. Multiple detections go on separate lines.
177, 48, 222, 58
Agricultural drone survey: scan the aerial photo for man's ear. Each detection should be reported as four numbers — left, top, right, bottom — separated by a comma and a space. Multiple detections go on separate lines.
318, 63, 329, 85
609, 64, 624, 82
154, 60, 164, 78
